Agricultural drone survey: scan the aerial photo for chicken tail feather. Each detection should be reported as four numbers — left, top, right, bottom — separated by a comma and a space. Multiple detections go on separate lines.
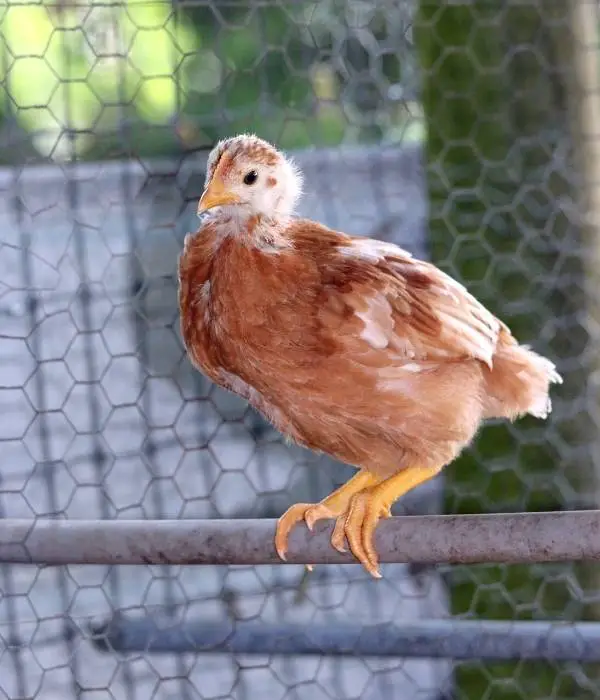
483, 336, 562, 421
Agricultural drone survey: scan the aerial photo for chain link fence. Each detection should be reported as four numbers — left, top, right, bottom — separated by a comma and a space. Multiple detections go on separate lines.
1, 1, 599, 699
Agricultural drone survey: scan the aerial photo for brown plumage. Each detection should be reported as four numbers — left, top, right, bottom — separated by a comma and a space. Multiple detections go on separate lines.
178, 134, 562, 577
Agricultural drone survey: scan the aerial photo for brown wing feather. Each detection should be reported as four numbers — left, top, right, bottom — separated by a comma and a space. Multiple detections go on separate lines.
292, 221, 505, 368
388, 258, 503, 367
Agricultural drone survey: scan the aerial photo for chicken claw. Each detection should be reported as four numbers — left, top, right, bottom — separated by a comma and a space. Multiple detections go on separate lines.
275, 501, 371, 572
340, 465, 444, 577
275, 502, 338, 561
275, 467, 441, 577
342, 490, 392, 578
274, 470, 382, 564
330, 515, 349, 553
275, 498, 391, 574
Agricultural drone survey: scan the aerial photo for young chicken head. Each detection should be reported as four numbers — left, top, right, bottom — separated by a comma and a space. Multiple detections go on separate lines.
198, 134, 303, 221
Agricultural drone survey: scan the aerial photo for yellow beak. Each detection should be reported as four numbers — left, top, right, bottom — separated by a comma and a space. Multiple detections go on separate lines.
197, 177, 240, 214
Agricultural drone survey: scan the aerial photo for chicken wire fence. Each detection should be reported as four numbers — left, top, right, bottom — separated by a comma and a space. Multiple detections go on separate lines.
1, 0, 600, 699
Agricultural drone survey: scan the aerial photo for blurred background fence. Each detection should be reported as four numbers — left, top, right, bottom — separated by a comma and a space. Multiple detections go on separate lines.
0, 0, 599, 698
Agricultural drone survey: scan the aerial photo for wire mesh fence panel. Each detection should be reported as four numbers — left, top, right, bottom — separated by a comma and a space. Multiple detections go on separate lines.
0, 1, 598, 700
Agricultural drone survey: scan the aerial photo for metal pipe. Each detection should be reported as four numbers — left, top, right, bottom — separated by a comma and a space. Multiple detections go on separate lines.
89, 617, 600, 662
0, 511, 599, 565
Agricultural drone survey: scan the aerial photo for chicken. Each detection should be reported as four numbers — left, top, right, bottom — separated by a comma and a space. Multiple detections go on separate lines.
178, 134, 562, 578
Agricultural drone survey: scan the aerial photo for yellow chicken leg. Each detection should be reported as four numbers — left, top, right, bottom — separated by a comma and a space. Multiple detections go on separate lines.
275, 469, 382, 562
343, 465, 442, 578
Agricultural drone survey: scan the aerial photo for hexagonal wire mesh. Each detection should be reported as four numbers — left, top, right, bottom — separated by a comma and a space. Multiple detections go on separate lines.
0, 0, 599, 699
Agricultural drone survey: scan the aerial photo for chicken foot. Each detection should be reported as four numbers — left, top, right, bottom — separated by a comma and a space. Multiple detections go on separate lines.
275, 464, 442, 578
342, 464, 443, 577
275, 469, 384, 567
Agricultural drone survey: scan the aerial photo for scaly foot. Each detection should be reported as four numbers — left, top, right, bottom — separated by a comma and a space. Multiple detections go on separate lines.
275, 501, 339, 562
274, 470, 382, 565
339, 464, 444, 578
275, 495, 391, 573
341, 490, 392, 578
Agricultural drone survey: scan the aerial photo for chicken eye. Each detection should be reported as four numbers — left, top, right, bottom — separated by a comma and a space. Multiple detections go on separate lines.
243, 170, 258, 186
